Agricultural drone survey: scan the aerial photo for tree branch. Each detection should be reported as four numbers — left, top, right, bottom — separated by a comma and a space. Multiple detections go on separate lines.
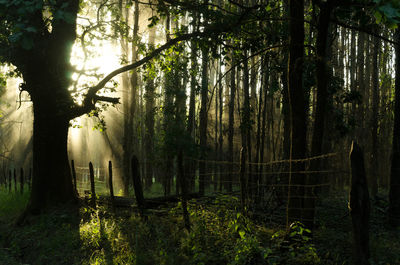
94, 95, 120, 104
67, 4, 257, 119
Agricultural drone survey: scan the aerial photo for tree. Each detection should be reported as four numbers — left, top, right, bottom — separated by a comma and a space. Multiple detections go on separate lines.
304, 0, 334, 229
389, 27, 400, 226
286, 0, 307, 226
0, 0, 84, 213
0, 0, 253, 214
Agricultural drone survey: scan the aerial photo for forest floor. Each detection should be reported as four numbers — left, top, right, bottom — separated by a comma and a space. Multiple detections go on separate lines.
0, 187, 399, 265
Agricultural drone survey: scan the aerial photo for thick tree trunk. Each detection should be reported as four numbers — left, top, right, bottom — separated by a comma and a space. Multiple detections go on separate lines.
349, 141, 370, 265
286, 0, 307, 226
304, 1, 332, 229
28, 111, 75, 213
389, 28, 400, 226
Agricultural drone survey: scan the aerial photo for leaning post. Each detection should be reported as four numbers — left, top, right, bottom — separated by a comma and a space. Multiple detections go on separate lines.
239, 147, 247, 212
13, 168, 17, 193
131, 155, 145, 210
349, 141, 370, 265
20, 168, 24, 194
89, 162, 96, 209
108, 161, 115, 207
8, 170, 11, 192
71, 160, 78, 196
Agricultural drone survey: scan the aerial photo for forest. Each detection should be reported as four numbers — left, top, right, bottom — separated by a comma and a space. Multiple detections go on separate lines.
0, 0, 400, 264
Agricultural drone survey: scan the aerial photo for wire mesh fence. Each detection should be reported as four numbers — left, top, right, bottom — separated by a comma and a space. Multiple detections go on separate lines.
0, 150, 352, 228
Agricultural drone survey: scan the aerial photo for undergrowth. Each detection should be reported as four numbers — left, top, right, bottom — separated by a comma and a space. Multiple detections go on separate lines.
0, 187, 399, 264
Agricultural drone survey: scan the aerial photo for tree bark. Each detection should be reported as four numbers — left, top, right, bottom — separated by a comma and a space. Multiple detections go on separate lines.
370, 27, 380, 197
227, 60, 236, 193
28, 113, 75, 213
199, 44, 209, 196
286, 0, 307, 226
241, 52, 253, 200
389, 28, 400, 227
304, 1, 332, 229
349, 141, 370, 265
144, 24, 156, 190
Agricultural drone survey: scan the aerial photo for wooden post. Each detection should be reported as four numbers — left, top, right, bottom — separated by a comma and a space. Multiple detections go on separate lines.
13, 168, 17, 193
20, 168, 24, 194
28, 168, 32, 190
89, 162, 96, 208
239, 147, 247, 211
108, 161, 115, 206
1, 168, 4, 189
71, 160, 78, 195
8, 170, 11, 192
131, 155, 145, 209
349, 141, 370, 265
2, 169, 5, 189
178, 150, 190, 231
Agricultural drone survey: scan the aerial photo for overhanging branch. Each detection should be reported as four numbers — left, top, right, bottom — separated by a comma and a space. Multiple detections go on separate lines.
68, 7, 256, 119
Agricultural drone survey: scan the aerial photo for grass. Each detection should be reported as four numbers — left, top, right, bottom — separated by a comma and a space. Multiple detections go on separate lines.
0, 186, 399, 264
0, 186, 30, 222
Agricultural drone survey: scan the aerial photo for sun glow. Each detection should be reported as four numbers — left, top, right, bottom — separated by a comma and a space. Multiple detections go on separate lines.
67, 16, 123, 169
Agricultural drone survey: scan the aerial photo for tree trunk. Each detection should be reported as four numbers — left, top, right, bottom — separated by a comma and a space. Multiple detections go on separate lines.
286, 0, 307, 226
389, 28, 400, 227
227, 60, 236, 193
187, 40, 198, 192
144, 24, 156, 190
241, 52, 253, 200
349, 141, 370, 265
163, 15, 174, 196
304, 1, 332, 229
199, 45, 209, 196
28, 112, 75, 213
370, 28, 380, 197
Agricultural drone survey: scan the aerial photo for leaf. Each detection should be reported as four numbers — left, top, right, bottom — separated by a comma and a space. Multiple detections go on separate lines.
374, 11, 383, 24
378, 4, 400, 19
239, 230, 245, 239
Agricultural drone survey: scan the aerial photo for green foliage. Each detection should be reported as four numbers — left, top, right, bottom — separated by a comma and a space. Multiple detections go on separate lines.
0, 186, 29, 221
2, 191, 400, 265
0, 0, 78, 54
373, 0, 400, 27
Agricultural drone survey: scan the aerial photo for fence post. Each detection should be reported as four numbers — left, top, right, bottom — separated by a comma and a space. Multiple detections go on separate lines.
20, 168, 24, 194
131, 155, 144, 210
1, 169, 5, 189
71, 160, 78, 196
240, 147, 247, 211
178, 151, 190, 231
349, 141, 370, 265
28, 168, 32, 190
8, 170, 11, 192
89, 162, 96, 208
108, 161, 114, 206
2, 169, 5, 189
13, 168, 16, 193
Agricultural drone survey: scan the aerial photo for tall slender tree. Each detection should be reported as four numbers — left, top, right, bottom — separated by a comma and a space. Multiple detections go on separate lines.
389, 27, 400, 226
286, 0, 307, 226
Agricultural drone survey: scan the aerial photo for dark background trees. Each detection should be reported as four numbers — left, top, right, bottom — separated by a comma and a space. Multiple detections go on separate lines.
1, 0, 400, 230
